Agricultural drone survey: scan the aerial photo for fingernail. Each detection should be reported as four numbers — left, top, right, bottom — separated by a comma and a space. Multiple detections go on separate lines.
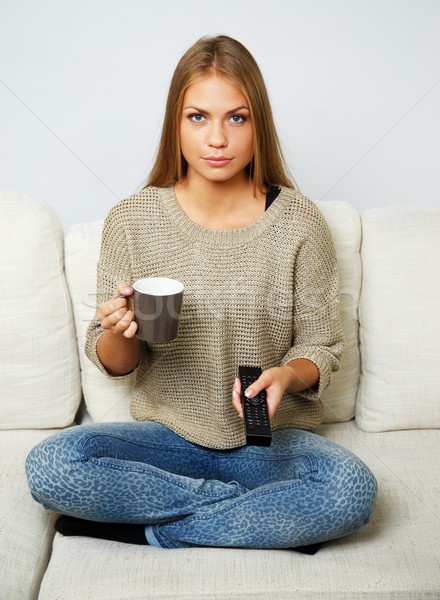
124, 287, 132, 294
245, 389, 254, 398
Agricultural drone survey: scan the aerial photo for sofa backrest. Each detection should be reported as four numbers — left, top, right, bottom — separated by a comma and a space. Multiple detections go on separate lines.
0, 192, 82, 429
65, 222, 133, 423
356, 205, 440, 431
318, 201, 362, 422
65, 200, 362, 425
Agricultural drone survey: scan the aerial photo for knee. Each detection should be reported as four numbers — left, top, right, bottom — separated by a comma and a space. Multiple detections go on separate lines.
26, 435, 57, 504
340, 459, 378, 531
316, 447, 377, 536
25, 438, 51, 506
25, 430, 80, 509
361, 466, 378, 522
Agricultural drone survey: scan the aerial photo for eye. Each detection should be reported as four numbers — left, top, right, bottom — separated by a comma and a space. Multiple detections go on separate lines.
189, 113, 206, 123
229, 115, 246, 124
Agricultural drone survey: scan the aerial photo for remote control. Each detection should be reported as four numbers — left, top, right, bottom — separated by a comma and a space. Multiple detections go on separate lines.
238, 366, 272, 447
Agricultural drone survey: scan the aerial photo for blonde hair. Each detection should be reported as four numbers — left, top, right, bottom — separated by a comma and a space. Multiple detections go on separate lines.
145, 35, 296, 193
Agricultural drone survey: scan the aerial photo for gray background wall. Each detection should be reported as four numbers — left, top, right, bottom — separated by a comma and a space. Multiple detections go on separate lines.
1, 0, 439, 231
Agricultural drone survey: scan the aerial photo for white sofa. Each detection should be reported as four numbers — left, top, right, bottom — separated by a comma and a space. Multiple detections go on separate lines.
1, 191, 439, 600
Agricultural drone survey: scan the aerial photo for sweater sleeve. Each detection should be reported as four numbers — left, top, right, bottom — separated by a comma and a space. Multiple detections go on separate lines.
84, 203, 147, 379
281, 204, 345, 396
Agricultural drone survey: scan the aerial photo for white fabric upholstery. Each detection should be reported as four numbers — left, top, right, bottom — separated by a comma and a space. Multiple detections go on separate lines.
318, 201, 361, 422
2, 196, 440, 600
0, 192, 81, 429
38, 422, 440, 600
357, 206, 440, 431
0, 430, 59, 600
65, 200, 361, 425
65, 222, 134, 423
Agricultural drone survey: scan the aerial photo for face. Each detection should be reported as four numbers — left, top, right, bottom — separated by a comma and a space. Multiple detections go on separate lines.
179, 73, 254, 185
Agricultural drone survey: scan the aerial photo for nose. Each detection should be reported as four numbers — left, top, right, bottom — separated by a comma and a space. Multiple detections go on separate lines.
207, 120, 227, 148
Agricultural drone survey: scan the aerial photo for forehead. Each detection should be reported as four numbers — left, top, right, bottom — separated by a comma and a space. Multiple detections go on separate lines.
182, 73, 248, 109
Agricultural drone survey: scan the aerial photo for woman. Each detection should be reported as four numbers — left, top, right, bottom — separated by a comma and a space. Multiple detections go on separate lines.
26, 35, 377, 550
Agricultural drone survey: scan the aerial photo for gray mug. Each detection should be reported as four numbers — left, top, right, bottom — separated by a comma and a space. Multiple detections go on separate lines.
131, 277, 184, 343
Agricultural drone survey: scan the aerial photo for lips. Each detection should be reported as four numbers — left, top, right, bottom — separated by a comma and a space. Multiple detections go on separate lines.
202, 156, 232, 167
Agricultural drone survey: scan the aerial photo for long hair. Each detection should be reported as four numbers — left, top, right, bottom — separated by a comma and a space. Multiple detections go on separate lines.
145, 35, 296, 193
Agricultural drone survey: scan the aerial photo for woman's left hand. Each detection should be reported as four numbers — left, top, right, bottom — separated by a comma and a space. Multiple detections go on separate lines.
231, 367, 294, 420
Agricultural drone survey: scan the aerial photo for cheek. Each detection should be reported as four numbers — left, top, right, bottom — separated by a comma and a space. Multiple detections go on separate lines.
242, 128, 254, 159
179, 124, 200, 156
178, 127, 190, 158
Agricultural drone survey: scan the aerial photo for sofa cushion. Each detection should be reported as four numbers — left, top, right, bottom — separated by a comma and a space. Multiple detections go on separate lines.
65, 200, 361, 425
0, 192, 81, 429
65, 222, 133, 423
38, 423, 440, 599
0, 430, 59, 600
318, 201, 362, 422
357, 206, 440, 431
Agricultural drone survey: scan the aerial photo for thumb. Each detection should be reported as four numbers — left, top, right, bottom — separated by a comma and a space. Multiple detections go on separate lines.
115, 282, 134, 298
243, 372, 268, 399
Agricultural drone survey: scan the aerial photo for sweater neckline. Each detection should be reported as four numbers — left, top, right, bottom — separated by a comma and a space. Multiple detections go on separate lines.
158, 185, 293, 248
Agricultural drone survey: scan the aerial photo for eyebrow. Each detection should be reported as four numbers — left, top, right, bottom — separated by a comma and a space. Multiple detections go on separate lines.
182, 105, 250, 115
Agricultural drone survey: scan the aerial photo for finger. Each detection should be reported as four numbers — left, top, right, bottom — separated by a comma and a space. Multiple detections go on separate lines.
97, 297, 129, 322
113, 308, 134, 333
242, 371, 270, 399
100, 306, 128, 331
231, 378, 243, 418
114, 282, 134, 299
265, 394, 280, 420
264, 381, 284, 420
232, 376, 242, 394
122, 320, 138, 338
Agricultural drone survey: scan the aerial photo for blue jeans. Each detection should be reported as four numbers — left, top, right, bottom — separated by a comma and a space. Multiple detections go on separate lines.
25, 422, 377, 549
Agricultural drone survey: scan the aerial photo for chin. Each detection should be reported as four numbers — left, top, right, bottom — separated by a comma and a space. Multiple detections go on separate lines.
203, 169, 247, 184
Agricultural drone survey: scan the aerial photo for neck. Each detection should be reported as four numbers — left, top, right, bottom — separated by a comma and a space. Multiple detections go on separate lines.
173, 172, 266, 230
176, 172, 255, 213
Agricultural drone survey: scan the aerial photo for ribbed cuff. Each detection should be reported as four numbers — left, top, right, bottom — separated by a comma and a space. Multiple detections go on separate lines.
281, 349, 331, 397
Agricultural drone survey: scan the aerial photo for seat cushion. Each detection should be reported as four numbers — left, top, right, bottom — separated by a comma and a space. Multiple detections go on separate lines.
0, 430, 59, 600
38, 424, 440, 599
0, 191, 81, 428
357, 205, 440, 431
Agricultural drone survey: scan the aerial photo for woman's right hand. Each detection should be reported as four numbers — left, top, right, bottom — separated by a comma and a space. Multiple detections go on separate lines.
96, 282, 138, 338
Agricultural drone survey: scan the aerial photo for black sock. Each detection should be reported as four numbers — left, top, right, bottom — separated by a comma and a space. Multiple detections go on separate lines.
55, 515, 148, 545
292, 542, 322, 555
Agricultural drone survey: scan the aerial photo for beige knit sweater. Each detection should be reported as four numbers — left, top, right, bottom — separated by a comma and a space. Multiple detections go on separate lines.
85, 185, 344, 449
